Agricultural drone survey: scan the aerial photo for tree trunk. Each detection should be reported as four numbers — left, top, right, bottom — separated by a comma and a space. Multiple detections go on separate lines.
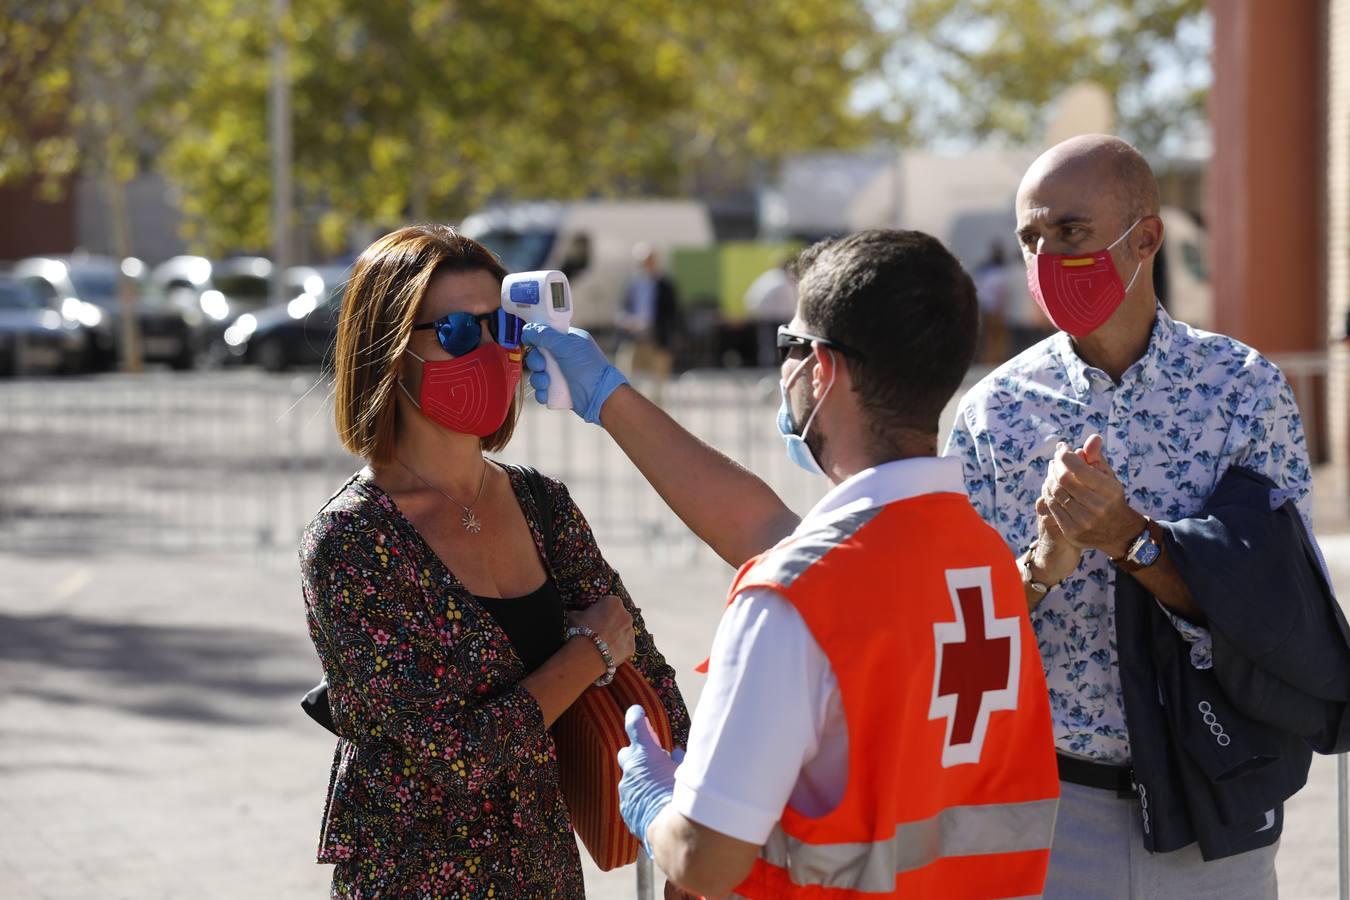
410, 120, 429, 222
106, 170, 144, 374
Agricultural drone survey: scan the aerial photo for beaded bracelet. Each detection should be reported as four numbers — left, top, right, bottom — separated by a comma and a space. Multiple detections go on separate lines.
565, 624, 617, 687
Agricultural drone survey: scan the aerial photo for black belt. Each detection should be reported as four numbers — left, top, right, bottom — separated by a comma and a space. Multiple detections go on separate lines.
1056, 752, 1136, 798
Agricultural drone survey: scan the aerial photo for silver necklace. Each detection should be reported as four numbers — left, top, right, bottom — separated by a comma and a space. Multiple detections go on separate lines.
398, 457, 489, 534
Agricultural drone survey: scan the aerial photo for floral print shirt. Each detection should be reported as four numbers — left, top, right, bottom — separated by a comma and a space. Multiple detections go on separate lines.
300, 465, 690, 898
945, 307, 1314, 763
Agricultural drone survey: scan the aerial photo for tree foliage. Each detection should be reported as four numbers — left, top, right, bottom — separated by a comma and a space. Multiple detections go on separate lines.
0, 0, 191, 198
160, 0, 882, 255
0, 0, 197, 370
0, 1, 1211, 257
870, 0, 1210, 152
0, 0, 880, 255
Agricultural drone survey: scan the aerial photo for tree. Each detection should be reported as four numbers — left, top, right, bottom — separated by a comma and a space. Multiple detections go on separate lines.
159, 0, 885, 255
867, 0, 1210, 152
0, 0, 196, 371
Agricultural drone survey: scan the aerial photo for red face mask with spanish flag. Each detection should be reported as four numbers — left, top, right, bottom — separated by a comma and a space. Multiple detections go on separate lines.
1027, 218, 1143, 337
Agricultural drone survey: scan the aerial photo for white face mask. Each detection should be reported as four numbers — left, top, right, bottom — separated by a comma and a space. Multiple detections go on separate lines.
776, 352, 834, 475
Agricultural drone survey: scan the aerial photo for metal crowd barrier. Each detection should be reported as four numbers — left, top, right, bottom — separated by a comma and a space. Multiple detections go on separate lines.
0, 367, 825, 557
1, 354, 1338, 557
1343, 752, 1349, 900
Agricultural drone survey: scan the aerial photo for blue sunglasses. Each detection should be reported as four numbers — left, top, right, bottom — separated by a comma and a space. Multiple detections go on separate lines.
412, 310, 524, 357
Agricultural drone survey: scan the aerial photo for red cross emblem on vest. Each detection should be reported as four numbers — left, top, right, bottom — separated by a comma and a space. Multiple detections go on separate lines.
928, 567, 1021, 767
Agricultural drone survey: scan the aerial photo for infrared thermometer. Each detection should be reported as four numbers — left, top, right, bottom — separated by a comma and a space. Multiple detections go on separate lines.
501, 270, 573, 410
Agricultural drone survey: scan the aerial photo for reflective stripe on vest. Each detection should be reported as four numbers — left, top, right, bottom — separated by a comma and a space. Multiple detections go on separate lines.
748, 506, 883, 586
759, 797, 1058, 893
696, 507, 885, 675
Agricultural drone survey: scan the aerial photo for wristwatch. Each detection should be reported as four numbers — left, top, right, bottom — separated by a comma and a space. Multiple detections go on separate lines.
1112, 518, 1165, 573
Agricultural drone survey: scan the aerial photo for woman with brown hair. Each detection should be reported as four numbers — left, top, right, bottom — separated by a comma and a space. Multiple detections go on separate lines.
300, 224, 689, 897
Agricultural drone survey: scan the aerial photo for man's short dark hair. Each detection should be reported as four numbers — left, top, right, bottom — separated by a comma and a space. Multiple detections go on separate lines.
794, 229, 978, 444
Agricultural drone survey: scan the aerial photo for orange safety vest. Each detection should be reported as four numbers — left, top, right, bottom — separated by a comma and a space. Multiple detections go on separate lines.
716, 491, 1060, 899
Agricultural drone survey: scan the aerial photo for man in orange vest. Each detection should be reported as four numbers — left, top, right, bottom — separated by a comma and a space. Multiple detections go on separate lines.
527, 231, 1060, 897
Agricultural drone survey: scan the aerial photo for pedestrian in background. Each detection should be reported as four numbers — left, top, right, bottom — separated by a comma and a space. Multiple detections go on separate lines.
300, 224, 688, 897
972, 242, 1011, 364
616, 243, 681, 382
743, 256, 798, 367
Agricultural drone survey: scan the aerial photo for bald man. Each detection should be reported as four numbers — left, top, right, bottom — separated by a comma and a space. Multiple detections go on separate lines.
946, 134, 1323, 897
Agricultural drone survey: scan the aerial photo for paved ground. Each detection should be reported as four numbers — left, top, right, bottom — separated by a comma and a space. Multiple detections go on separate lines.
2, 533, 1349, 899
0, 545, 731, 900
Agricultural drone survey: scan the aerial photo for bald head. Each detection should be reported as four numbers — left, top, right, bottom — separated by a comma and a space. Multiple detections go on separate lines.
1013, 134, 1166, 336
1020, 135, 1159, 229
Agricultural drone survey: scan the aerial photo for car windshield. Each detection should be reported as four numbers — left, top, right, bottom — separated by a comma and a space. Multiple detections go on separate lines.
70, 269, 126, 307
471, 229, 556, 273
213, 274, 272, 308
0, 280, 40, 311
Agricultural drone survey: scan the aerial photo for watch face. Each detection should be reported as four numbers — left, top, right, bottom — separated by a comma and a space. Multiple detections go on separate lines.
1133, 540, 1162, 567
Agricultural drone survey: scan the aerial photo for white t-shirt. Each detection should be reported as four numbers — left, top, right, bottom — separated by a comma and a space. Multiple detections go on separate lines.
743, 268, 797, 323
671, 456, 969, 844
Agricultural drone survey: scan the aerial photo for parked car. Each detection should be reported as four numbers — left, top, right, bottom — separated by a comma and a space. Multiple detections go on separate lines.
147, 255, 276, 362
222, 264, 350, 371
11, 255, 195, 370
0, 275, 86, 376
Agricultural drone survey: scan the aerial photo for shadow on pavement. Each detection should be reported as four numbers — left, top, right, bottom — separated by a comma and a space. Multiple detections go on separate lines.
0, 611, 316, 727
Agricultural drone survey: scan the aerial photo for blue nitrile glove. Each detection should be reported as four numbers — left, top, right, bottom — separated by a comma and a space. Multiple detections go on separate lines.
617, 704, 685, 856
521, 323, 628, 426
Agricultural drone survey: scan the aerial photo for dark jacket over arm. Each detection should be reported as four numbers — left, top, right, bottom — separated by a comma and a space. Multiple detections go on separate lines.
1165, 466, 1350, 752
1115, 465, 1349, 861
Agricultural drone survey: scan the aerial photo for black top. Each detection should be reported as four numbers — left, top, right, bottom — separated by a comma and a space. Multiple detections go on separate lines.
475, 577, 565, 672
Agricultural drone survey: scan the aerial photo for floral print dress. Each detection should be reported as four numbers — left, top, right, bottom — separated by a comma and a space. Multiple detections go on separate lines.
300, 465, 690, 898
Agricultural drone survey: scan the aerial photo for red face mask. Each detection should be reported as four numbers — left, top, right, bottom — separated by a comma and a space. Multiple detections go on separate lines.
400, 342, 522, 437
1027, 218, 1143, 337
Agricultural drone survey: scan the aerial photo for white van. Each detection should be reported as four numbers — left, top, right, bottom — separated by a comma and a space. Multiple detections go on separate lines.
459, 200, 714, 332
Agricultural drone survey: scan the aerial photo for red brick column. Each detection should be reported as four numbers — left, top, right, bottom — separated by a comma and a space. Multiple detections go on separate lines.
1209, 0, 1323, 352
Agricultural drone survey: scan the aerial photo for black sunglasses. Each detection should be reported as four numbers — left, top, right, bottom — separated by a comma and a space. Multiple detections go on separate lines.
776, 326, 861, 365
412, 309, 524, 357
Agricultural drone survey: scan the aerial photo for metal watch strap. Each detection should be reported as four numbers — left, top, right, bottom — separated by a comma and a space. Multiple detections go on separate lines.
565, 624, 617, 687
